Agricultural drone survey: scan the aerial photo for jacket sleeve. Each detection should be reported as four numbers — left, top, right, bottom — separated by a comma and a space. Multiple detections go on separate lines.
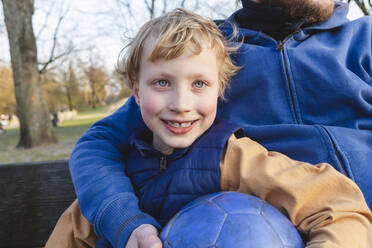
219, 134, 372, 248
69, 96, 161, 248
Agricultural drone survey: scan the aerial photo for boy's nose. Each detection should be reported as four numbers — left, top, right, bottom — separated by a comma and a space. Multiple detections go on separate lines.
168, 88, 192, 113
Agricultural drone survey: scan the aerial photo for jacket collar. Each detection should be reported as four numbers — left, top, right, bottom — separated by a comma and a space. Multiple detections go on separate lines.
129, 127, 190, 159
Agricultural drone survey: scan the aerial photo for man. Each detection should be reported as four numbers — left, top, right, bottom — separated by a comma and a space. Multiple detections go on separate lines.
69, 1, 372, 247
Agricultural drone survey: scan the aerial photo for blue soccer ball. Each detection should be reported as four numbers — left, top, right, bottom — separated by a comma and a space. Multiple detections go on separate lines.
160, 192, 304, 248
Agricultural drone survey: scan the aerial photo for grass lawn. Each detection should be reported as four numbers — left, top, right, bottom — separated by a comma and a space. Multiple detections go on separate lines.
0, 109, 111, 164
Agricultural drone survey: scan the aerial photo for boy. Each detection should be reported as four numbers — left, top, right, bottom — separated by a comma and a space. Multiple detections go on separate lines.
47, 8, 372, 248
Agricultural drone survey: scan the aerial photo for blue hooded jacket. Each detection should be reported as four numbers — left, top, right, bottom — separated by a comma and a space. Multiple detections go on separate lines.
69, 2, 372, 247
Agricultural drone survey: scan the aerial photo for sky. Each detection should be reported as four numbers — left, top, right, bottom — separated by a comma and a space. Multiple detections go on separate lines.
0, 0, 365, 72
0, 0, 242, 71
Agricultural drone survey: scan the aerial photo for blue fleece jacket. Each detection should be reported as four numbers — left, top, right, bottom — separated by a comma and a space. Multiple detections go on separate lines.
69, 1, 372, 247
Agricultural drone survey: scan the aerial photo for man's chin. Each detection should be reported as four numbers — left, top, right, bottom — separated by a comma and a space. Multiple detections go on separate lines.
289, 0, 335, 24
261, 0, 335, 24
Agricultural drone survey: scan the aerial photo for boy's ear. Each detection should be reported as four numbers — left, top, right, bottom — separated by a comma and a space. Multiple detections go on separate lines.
132, 82, 140, 106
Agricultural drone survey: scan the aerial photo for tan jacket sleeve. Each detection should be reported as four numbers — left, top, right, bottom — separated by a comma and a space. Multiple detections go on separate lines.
220, 134, 372, 248
45, 199, 97, 248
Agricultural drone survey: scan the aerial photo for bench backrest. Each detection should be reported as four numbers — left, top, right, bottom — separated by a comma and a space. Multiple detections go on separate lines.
0, 160, 76, 248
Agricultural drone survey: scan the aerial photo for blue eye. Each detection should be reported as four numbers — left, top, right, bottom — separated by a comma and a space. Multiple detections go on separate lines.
194, 81, 205, 88
156, 80, 168, 87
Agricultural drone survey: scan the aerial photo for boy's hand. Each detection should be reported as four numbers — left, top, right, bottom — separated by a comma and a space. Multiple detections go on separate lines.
126, 224, 163, 248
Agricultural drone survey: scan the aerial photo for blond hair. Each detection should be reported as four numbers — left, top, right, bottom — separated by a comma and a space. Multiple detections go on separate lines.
117, 8, 239, 98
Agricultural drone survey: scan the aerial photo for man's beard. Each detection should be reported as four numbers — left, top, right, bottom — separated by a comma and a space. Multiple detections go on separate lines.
260, 0, 335, 24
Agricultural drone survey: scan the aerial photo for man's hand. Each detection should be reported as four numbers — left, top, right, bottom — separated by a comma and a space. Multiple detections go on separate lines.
126, 224, 163, 248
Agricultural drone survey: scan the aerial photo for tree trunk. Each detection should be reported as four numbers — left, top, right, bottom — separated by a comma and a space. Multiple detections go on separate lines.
2, 0, 57, 148
66, 89, 73, 111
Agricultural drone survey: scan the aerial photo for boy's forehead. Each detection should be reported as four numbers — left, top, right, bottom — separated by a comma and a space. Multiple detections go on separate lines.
142, 37, 157, 60
141, 35, 215, 63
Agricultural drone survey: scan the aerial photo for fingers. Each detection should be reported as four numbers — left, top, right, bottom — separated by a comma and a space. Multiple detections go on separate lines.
126, 224, 162, 248
137, 224, 162, 248
141, 234, 162, 248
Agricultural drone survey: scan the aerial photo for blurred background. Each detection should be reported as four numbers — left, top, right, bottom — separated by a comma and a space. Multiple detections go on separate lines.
0, 0, 368, 164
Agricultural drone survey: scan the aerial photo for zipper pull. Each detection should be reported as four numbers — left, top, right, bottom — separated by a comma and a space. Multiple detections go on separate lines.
276, 40, 284, 51
160, 156, 167, 171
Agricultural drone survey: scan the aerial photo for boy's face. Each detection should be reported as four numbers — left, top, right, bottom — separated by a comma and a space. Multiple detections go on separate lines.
133, 38, 220, 154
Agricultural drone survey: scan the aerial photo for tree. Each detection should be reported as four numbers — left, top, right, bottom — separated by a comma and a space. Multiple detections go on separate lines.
61, 61, 81, 111
41, 71, 64, 112
111, 69, 132, 101
2, 0, 57, 148
0, 66, 15, 114
84, 65, 108, 108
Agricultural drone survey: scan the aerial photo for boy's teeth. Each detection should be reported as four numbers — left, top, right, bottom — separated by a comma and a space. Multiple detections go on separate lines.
180, 122, 191, 128
167, 121, 192, 128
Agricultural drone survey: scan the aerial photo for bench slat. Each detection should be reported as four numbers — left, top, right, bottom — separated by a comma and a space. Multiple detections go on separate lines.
0, 160, 76, 248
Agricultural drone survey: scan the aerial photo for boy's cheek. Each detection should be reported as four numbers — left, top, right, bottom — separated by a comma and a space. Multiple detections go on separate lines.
140, 98, 162, 116
199, 98, 218, 116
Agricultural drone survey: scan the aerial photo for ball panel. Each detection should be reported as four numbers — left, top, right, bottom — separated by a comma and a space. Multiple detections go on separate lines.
212, 192, 263, 215
160, 211, 178, 240
180, 192, 222, 212
261, 203, 304, 248
164, 201, 227, 247
217, 213, 284, 248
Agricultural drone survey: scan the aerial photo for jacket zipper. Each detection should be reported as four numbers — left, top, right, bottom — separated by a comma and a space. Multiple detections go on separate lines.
319, 126, 349, 177
276, 40, 299, 124
160, 156, 167, 171
275, 35, 348, 177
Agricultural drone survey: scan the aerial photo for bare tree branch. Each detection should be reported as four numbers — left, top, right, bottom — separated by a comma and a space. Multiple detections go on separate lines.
144, 0, 156, 19
115, 0, 133, 20
354, 0, 370, 15
180, 0, 186, 8
36, 0, 57, 39
342, 0, 371, 15
39, 44, 72, 73
38, 0, 72, 74
235, 0, 241, 9
112, 0, 139, 38
162, 0, 167, 14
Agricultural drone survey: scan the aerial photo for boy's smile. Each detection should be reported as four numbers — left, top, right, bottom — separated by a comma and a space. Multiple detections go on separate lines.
133, 38, 220, 155
163, 120, 198, 134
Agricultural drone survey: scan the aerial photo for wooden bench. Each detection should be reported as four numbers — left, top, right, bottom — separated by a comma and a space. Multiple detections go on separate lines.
0, 160, 76, 248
